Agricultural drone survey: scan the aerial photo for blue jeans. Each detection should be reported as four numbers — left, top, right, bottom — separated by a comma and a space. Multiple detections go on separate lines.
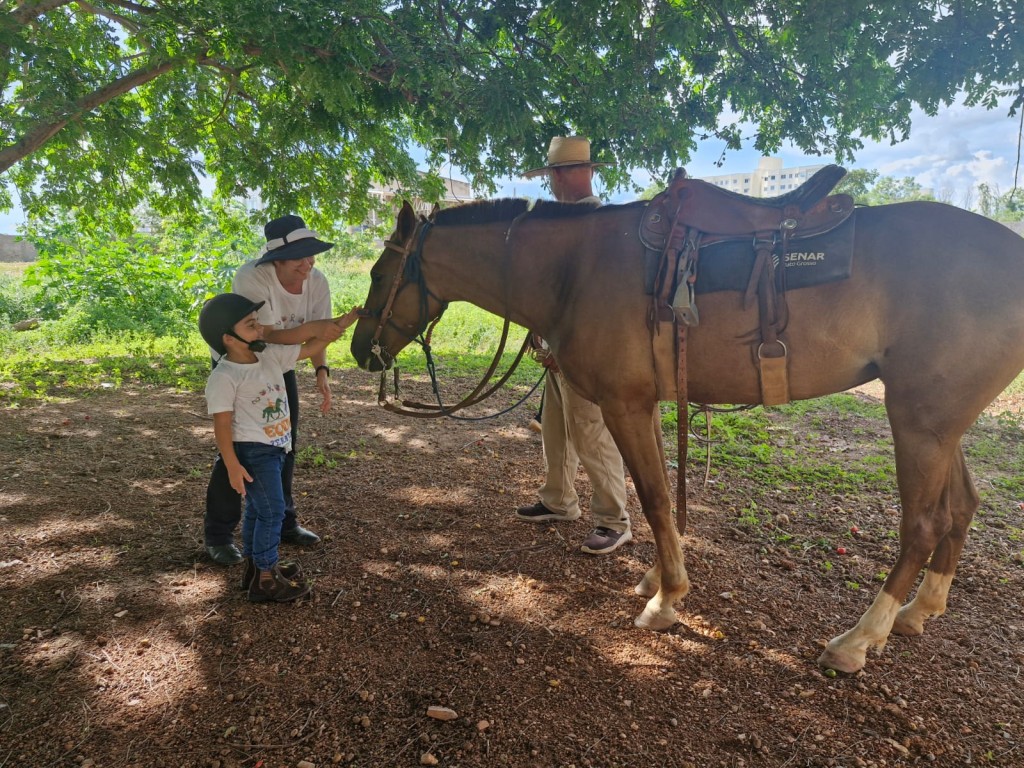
235, 442, 287, 572
204, 369, 300, 545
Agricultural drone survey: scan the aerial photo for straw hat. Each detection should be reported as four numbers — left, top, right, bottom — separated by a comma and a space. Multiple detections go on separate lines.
522, 136, 611, 178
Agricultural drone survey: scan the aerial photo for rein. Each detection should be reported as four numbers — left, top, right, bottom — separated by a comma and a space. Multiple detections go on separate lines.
368, 216, 536, 420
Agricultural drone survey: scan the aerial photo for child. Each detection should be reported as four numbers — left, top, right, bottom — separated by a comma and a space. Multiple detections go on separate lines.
199, 292, 360, 602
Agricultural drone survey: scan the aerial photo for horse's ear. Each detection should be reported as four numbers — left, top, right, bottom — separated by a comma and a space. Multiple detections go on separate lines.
396, 200, 417, 240
429, 203, 441, 220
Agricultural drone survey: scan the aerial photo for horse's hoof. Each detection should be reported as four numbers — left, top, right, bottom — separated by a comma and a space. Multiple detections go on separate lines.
634, 605, 677, 631
818, 642, 866, 675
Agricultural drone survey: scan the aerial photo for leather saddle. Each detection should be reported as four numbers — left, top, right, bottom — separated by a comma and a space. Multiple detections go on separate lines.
640, 165, 855, 407
641, 165, 851, 250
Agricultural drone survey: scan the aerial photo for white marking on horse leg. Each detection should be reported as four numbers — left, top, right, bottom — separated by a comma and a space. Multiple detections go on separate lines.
634, 550, 689, 631
634, 564, 661, 598
634, 588, 686, 631
892, 569, 954, 636
818, 590, 901, 674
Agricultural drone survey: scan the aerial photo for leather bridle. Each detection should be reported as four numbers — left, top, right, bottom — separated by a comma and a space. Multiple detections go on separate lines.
366, 214, 537, 419
367, 217, 443, 371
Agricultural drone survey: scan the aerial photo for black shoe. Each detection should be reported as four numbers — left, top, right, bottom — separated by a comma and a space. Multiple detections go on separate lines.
239, 557, 303, 591
205, 542, 243, 566
280, 525, 321, 547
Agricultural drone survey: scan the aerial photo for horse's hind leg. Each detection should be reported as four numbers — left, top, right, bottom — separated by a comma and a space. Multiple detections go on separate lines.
819, 416, 974, 674
892, 447, 978, 635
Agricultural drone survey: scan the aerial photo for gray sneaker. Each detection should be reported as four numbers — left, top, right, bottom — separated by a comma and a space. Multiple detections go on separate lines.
580, 527, 632, 555
515, 501, 580, 523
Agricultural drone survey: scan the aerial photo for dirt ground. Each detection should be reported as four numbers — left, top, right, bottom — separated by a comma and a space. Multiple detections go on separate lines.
2, 369, 1023, 768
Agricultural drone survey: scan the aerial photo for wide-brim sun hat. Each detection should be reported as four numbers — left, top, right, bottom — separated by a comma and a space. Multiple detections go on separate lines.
522, 136, 611, 179
254, 214, 334, 265
199, 293, 267, 355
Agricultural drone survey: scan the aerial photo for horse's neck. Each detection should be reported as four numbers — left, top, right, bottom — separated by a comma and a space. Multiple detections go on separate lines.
428, 225, 551, 329
428, 218, 608, 336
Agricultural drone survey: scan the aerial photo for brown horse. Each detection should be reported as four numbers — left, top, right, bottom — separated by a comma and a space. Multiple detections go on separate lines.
350, 196, 1024, 673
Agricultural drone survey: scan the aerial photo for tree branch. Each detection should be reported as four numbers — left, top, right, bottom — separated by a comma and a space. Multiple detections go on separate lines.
74, 0, 142, 33
11, 0, 72, 25
0, 54, 187, 174
102, 0, 156, 14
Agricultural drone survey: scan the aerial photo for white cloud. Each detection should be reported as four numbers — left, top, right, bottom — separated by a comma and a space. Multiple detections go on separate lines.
843, 101, 1021, 198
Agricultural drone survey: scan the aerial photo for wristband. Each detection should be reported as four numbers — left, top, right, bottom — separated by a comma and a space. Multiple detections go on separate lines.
315, 365, 330, 378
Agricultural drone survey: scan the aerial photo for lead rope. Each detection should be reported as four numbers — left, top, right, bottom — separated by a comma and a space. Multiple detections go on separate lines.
383, 329, 544, 420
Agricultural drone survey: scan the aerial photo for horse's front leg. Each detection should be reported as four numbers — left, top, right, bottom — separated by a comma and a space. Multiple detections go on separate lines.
602, 401, 689, 630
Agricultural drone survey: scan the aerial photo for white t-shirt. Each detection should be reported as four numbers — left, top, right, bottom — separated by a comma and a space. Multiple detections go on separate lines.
230, 260, 332, 371
205, 345, 302, 451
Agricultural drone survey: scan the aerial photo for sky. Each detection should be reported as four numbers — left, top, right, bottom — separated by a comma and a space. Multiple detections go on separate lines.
1, 100, 1020, 234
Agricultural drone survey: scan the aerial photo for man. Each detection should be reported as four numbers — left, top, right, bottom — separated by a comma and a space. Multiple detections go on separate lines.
514, 136, 632, 555
204, 215, 344, 565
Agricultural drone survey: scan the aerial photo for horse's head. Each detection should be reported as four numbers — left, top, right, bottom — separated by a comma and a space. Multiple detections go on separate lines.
350, 201, 446, 371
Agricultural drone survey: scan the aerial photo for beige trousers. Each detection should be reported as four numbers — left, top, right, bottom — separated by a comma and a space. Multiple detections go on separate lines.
538, 371, 629, 532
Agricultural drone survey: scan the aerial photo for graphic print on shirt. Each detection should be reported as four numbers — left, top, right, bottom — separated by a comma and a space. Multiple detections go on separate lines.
279, 312, 306, 327
262, 397, 286, 420
259, 381, 292, 447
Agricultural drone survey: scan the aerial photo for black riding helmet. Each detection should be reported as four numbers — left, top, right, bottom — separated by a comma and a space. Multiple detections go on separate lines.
199, 293, 267, 355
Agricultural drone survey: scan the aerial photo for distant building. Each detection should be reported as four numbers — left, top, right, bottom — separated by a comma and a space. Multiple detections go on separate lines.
698, 157, 830, 198
361, 176, 474, 229
0, 234, 36, 262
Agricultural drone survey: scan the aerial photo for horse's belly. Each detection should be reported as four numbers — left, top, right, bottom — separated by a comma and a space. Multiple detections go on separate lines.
682, 289, 879, 405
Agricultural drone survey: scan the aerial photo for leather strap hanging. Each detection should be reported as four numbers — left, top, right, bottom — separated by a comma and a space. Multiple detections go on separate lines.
676, 320, 688, 535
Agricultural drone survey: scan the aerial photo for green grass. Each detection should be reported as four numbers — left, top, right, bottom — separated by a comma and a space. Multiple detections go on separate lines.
666, 394, 899, 495
0, 335, 212, 406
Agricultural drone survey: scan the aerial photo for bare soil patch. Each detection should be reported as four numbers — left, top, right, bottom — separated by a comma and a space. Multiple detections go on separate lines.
2, 371, 1023, 768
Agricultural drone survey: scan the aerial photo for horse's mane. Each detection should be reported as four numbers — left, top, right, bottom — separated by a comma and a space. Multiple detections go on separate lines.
528, 200, 600, 219
433, 198, 530, 227
528, 199, 647, 220
431, 197, 647, 228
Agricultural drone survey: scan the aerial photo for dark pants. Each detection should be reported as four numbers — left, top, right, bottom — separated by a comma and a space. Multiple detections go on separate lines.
204, 369, 300, 546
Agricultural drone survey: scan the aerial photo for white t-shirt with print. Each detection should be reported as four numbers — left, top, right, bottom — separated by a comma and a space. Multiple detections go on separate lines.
232, 260, 332, 368
205, 345, 302, 451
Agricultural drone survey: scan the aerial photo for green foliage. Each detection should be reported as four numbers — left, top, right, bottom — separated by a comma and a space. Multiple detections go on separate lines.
835, 169, 936, 205
976, 183, 1024, 221
315, 238, 393, 315
20, 199, 258, 340
0, 227, 544, 407
296, 445, 339, 470
737, 501, 765, 528
0, 268, 37, 324
2, 2, 1022, 224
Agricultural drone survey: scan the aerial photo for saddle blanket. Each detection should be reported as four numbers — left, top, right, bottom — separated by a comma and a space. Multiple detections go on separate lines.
695, 215, 856, 295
